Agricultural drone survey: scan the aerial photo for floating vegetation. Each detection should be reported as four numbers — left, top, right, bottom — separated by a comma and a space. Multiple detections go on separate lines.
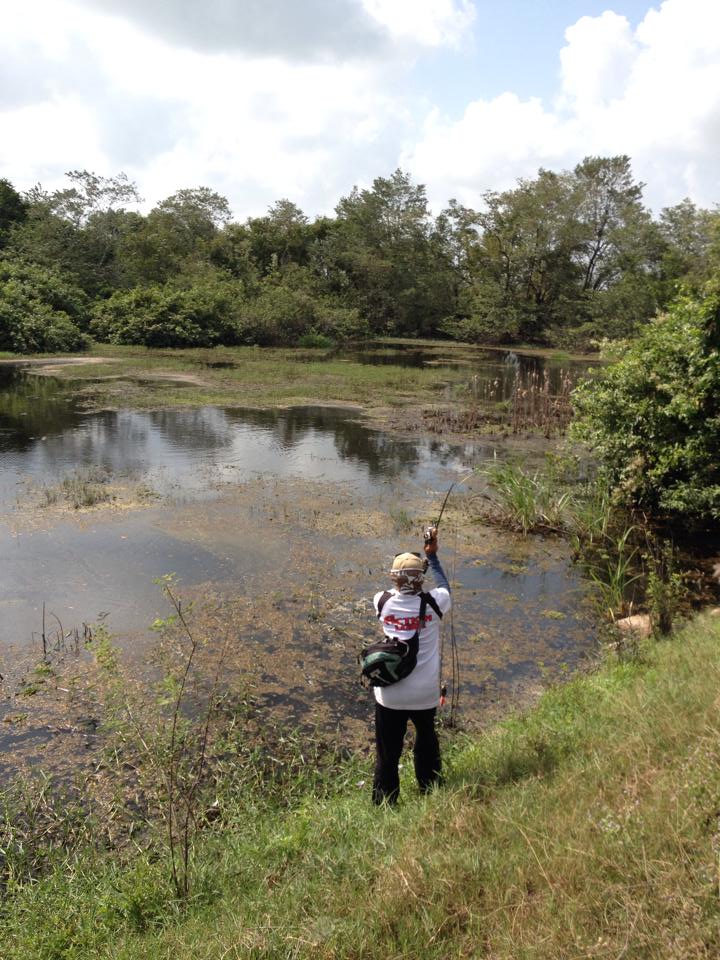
41, 466, 113, 510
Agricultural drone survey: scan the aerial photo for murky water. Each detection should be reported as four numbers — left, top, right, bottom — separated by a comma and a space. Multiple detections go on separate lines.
0, 351, 601, 773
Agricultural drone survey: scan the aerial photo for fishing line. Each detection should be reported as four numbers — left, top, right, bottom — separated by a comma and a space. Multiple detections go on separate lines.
448, 514, 461, 726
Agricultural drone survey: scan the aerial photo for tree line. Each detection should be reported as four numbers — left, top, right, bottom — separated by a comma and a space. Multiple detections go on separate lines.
0, 160, 718, 353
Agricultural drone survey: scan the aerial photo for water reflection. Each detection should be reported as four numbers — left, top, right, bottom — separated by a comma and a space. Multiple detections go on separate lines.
0, 359, 596, 662
1, 381, 488, 509
0, 366, 85, 451
344, 343, 593, 400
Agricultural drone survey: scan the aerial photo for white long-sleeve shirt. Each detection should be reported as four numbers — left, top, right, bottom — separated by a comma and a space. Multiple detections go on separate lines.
372, 555, 452, 710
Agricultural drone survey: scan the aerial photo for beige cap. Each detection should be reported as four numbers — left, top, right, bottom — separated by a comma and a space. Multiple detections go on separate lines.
391, 552, 425, 573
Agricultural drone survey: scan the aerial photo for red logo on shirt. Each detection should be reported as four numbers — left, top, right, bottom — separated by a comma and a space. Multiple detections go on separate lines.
383, 613, 433, 631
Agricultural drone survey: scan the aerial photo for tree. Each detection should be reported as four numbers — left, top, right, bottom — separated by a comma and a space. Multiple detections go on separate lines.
0, 179, 27, 244
459, 169, 583, 342
445, 157, 660, 347
658, 198, 716, 293
117, 188, 232, 285
47, 170, 142, 228
6, 173, 143, 296
243, 199, 312, 275
325, 169, 455, 335
571, 156, 645, 293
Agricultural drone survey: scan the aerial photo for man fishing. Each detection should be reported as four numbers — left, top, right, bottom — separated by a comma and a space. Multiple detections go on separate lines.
371, 526, 452, 805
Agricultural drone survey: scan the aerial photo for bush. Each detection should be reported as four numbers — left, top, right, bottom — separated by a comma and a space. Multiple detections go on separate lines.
297, 331, 334, 348
440, 288, 523, 344
310, 301, 366, 343
91, 273, 367, 349
91, 276, 245, 347
0, 258, 89, 353
236, 280, 366, 346
235, 283, 315, 345
571, 286, 720, 528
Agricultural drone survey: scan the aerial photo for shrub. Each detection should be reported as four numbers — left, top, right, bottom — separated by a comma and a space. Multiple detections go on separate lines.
0, 258, 89, 353
297, 331, 334, 348
91, 276, 245, 347
571, 286, 720, 528
311, 301, 366, 342
235, 283, 315, 345
236, 281, 366, 346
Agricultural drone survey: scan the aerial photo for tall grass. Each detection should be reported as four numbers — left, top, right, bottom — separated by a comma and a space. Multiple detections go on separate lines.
581, 523, 642, 619
480, 458, 573, 534
509, 366, 574, 437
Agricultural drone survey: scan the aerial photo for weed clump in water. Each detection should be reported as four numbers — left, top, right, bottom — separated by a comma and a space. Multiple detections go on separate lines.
41, 466, 113, 510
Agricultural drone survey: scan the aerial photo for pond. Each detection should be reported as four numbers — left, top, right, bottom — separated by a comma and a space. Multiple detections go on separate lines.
0, 349, 600, 774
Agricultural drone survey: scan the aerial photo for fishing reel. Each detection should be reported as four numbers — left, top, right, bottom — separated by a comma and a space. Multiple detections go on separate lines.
423, 525, 438, 547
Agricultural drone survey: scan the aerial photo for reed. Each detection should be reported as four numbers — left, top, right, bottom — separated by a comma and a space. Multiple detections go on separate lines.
509, 367, 574, 437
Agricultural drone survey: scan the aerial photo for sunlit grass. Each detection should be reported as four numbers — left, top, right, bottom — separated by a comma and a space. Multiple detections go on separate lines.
3, 613, 720, 958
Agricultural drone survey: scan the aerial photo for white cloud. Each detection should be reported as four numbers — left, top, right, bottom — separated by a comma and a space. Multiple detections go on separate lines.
362, 0, 475, 48
0, 0, 718, 222
405, 0, 720, 212
71, 0, 388, 60
559, 11, 637, 110
0, 0, 421, 216
69, 0, 475, 59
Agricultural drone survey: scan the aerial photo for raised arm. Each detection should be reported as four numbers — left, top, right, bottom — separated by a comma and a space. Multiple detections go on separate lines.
424, 526, 450, 592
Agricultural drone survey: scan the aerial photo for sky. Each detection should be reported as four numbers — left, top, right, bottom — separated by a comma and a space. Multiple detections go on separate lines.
1, 0, 719, 220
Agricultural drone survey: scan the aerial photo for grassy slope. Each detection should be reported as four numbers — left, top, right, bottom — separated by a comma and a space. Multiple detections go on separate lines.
4, 613, 720, 959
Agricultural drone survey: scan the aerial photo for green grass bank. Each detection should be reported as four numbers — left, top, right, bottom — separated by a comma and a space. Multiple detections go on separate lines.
3, 612, 720, 959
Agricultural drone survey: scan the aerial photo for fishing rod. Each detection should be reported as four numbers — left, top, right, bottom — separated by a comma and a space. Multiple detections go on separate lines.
424, 473, 473, 727
429, 482, 455, 536
424, 471, 473, 545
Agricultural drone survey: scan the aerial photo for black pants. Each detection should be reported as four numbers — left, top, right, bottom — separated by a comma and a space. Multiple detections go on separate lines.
373, 703, 441, 805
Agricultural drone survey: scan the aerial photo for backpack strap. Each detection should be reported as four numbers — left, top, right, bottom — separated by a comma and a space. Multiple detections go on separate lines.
418, 592, 428, 630
422, 591, 443, 621
376, 591, 392, 618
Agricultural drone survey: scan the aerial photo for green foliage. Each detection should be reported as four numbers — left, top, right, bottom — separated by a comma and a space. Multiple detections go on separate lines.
0, 258, 89, 353
91, 274, 245, 347
451, 156, 663, 347
582, 524, 642, 620
3, 163, 716, 352
3, 614, 720, 959
235, 274, 365, 346
481, 458, 573, 534
0, 178, 27, 243
658, 198, 717, 294
571, 287, 720, 527
297, 331, 335, 348
480, 458, 658, 621
644, 538, 688, 636
7, 173, 144, 297
326, 169, 456, 336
